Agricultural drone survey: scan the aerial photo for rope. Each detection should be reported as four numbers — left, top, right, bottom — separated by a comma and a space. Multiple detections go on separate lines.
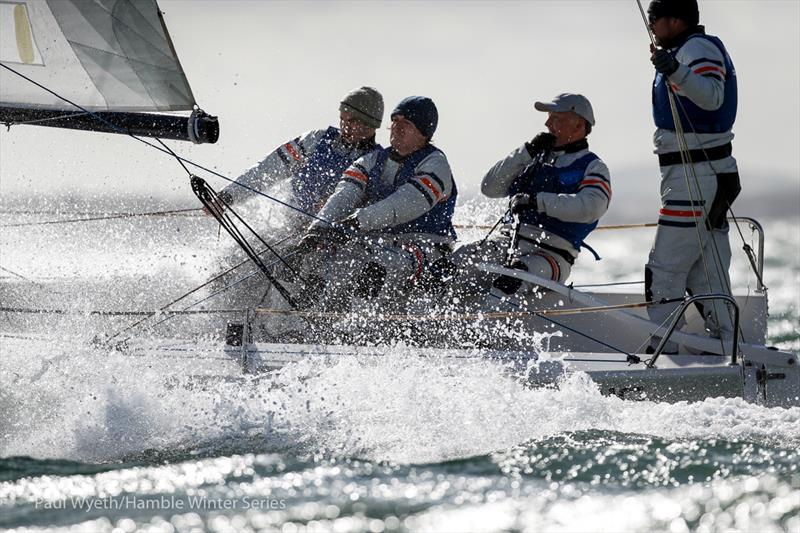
0, 265, 37, 283
0, 208, 202, 228
488, 292, 637, 359
0, 306, 243, 317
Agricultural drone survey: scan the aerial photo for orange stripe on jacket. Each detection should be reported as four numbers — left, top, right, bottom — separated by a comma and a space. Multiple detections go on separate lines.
418, 176, 442, 201
283, 143, 301, 162
659, 208, 702, 217
579, 178, 612, 196
693, 65, 725, 75
344, 169, 368, 183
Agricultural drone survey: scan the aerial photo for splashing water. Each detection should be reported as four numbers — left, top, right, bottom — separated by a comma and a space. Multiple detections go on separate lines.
1, 198, 798, 530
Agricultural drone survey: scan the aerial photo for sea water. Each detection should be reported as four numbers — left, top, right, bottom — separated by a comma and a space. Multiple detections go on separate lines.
0, 198, 798, 532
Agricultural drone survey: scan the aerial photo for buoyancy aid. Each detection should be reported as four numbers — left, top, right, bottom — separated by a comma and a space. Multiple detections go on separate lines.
509, 150, 600, 252
292, 127, 379, 212
652, 32, 737, 134
365, 145, 457, 239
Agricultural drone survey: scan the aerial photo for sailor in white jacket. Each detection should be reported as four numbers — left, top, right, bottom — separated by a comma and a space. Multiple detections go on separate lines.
453, 93, 611, 296
301, 96, 457, 303
645, 0, 739, 353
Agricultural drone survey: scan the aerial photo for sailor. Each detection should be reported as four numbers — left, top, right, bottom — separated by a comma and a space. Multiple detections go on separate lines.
452, 93, 611, 296
300, 95, 457, 302
645, 0, 740, 352
213, 86, 384, 215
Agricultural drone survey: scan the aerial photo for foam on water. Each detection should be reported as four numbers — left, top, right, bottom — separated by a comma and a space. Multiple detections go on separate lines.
2, 335, 799, 465
1, 199, 798, 530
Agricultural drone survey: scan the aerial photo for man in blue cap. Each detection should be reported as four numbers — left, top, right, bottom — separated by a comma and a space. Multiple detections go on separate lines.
645, 0, 739, 353
452, 92, 611, 296
301, 95, 457, 303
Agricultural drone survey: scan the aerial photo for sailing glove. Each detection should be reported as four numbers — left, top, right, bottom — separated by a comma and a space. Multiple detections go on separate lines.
525, 132, 557, 159
652, 49, 679, 76
509, 192, 537, 214
334, 213, 361, 238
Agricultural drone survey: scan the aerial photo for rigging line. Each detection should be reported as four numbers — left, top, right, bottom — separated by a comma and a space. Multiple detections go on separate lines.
0, 265, 36, 283
196, 179, 307, 284
665, 78, 739, 350
155, 137, 193, 177
253, 296, 686, 320
0, 208, 201, 228
488, 292, 637, 359
3, 110, 90, 127
104, 233, 295, 341
0, 61, 415, 266
669, 95, 736, 295
455, 222, 660, 231
634, 1, 730, 353
0, 208, 200, 217
192, 177, 303, 310
572, 280, 644, 288
0, 306, 244, 316
109, 251, 301, 343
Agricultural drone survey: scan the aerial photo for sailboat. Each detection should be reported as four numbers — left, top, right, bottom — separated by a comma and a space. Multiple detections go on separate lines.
1, 2, 797, 409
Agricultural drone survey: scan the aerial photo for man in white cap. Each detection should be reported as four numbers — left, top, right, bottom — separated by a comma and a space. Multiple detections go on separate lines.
214, 86, 384, 216
452, 93, 611, 296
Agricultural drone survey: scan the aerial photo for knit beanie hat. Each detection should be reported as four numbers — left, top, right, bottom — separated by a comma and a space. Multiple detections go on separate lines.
339, 87, 384, 128
391, 96, 438, 139
647, 0, 699, 27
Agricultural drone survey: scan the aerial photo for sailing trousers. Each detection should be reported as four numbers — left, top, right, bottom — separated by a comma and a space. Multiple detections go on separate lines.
645, 156, 740, 352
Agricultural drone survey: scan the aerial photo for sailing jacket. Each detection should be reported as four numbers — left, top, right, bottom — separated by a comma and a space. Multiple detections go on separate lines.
221, 127, 381, 213
652, 27, 737, 156
482, 139, 611, 256
314, 144, 457, 242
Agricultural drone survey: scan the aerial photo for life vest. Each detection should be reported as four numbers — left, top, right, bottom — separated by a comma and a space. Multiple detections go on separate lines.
652, 33, 737, 134
292, 127, 379, 212
509, 151, 600, 252
365, 145, 457, 239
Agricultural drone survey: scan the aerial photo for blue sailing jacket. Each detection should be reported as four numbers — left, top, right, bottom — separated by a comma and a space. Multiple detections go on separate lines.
509, 152, 600, 252
652, 34, 737, 134
365, 145, 457, 239
292, 127, 380, 212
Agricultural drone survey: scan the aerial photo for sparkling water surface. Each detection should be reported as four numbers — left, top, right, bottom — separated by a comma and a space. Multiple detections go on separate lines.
0, 198, 798, 532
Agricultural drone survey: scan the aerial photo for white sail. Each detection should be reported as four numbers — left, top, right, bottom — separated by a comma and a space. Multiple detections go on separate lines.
0, 0, 195, 112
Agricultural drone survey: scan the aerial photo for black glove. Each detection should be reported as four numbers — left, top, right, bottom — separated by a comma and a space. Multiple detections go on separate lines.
313, 213, 359, 245
509, 192, 537, 214
295, 232, 327, 255
492, 260, 529, 295
651, 48, 679, 76
334, 213, 360, 234
525, 132, 557, 159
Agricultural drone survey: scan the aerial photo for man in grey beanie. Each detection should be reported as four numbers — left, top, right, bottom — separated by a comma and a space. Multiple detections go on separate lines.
215, 86, 384, 216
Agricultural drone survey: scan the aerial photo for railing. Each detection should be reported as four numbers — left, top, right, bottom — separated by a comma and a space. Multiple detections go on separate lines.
646, 293, 740, 368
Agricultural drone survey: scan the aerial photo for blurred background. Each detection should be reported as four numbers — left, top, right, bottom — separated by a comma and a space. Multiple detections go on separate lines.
1, 0, 798, 223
